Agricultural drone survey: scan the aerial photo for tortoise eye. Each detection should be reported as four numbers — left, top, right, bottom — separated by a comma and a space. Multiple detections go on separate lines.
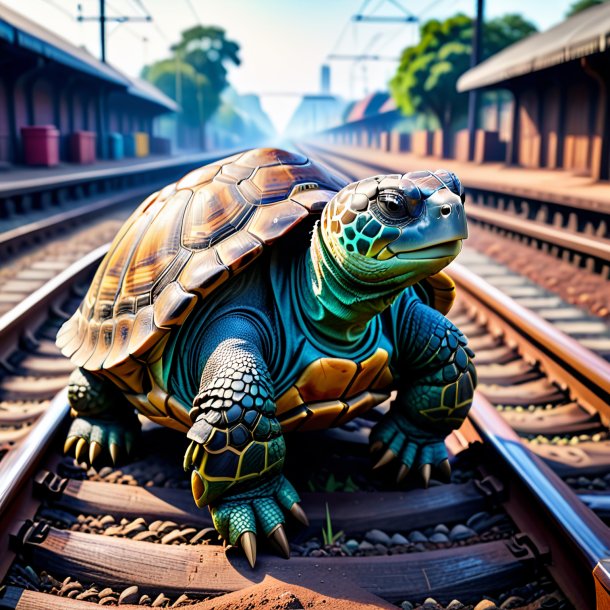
377, 189, 423, 221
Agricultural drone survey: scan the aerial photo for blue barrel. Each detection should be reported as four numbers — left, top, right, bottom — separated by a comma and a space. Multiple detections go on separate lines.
123, 133, 136, 157
107, 133, 124, 160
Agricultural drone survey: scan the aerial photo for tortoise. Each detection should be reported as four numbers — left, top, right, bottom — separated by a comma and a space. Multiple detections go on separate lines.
57, 147, 476, 567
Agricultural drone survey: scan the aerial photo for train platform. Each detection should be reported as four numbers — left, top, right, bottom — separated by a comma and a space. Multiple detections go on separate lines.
308, 141, 610, 215
0, 150, 239, 197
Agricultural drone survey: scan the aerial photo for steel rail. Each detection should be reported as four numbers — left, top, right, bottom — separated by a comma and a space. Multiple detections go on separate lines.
0, 389, 69, 519
470, 393, 610, 609
0, 185, 152, 255
448, 261, 610, 422
0, 243, 110, 362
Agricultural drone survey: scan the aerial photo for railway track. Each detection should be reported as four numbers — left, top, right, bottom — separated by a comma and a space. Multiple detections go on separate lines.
302, 142, 610, 277
0, 147, 609, 608
0, 150, 240, 458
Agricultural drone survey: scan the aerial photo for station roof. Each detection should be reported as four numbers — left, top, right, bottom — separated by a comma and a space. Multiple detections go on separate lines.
0, 2, 177, 113
346, 92, 391, 122
458, 2, 610, 92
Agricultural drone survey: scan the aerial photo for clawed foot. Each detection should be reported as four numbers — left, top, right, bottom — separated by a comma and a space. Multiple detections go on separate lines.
64, 416, 140, 466
184, 440, 308, 568
369, 413, 451, 488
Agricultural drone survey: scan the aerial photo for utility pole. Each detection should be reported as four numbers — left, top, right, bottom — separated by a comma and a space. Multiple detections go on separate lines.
467, 0, 484, 160
99, 0, 106, 63
77, 1, 152, 63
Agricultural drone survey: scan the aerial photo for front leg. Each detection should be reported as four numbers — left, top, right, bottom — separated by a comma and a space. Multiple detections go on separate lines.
183, 320, 307, 567
371, 303, 477, 486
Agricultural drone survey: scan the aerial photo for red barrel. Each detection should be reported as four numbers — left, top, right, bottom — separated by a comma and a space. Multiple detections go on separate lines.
70, 130, 96, 164
21, 125, 60, 166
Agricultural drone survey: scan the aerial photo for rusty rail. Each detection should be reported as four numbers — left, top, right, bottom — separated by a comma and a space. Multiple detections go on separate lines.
449, 261, 610, 423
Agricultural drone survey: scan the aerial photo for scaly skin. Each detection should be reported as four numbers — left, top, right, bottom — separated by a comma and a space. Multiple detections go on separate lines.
66, 168, 475, 568
65, 368, 140, 464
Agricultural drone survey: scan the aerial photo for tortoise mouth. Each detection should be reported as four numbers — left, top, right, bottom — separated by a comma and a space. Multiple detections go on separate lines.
395, 240, 462, 260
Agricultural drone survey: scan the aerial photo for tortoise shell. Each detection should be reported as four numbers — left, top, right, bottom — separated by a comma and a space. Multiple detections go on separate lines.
57, 149, 345, 395
57, 148, 457, 406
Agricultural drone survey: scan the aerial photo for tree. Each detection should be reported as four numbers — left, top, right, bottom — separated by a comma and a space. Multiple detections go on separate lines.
143, 26, 240, 150
390, 13, 537, 157
566, 0, 605, 17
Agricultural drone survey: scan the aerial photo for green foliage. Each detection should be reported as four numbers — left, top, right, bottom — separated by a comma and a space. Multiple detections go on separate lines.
321, 502, 344, 546
142, 25, 240, 144
390, 13, 537, 132
566, 0, 605, 17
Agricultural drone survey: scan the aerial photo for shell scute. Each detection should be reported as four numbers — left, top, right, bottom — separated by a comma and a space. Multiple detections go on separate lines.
153, 282, 197, 329
247, 200, 309, 243
179, 249, 229, 299
238, 148, 307, 168
182, 182, 251, 250
57, 148, 345, 382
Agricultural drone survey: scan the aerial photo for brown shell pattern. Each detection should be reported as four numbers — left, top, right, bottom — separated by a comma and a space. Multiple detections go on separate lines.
56, 148, 345, 392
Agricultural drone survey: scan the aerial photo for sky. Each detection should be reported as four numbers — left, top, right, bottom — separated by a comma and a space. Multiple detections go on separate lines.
2, 0, 576, 132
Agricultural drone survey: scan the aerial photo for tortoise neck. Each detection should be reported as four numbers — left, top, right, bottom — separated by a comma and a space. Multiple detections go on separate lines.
298, 225, 401, 345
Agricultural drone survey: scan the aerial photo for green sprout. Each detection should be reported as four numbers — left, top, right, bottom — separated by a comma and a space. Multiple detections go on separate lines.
322, 502, 344, 546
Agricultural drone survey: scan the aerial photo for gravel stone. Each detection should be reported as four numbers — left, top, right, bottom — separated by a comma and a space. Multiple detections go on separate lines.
433, 523, 449, 534
429, 532, 450, 544
118, 585, 139, 605
449, 524, 477, 541
408, 530, 428, 543
390, 533, 409, 545
364, 529, 391, 545
358, 540, 374, 551
474, 600, 498, 610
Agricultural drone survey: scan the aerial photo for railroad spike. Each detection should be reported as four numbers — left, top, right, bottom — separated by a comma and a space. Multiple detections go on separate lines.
240, 531, 257, 568
290, 503, 309, 527
269, 524, 290, 559
373, 448, 395, 470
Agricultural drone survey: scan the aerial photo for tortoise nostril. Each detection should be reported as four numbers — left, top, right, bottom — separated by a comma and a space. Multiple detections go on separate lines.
440, 204, 452, 218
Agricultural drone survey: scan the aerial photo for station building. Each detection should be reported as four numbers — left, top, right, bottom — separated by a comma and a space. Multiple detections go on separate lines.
0, 3, 177, 167
457, 1, 610, 180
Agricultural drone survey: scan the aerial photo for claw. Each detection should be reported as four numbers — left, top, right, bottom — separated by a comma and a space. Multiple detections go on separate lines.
89, 441, 102, 464
369, 441, 383, 453
290, 503, 309, 527
63, 436, 78, 455
373, 448, 396, 470
269, 524, 290, 559
191, 470, 205, 505
125, 435, 133, 456
420, 463, 431, 488
240, 531, 257, 568
192, 443, 201, 465
438, 459, 452, 483
75, 438, 88, 463
396, 464, 409, 483
109, 442, 119, 465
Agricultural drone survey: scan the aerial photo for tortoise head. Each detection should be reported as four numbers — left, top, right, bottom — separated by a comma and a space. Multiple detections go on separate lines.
319, 169, 468, 285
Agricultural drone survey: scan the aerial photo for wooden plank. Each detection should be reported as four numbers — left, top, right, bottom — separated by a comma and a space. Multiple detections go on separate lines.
5, 575, 397, 610
20, 527, 536, 603
51, 478, 494, 534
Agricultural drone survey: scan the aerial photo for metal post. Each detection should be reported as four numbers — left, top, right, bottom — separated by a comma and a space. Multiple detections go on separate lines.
467, 0, 484, 160
100, 0, 106, 63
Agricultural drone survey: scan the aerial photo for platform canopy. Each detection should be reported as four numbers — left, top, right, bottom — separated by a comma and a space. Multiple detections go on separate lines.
0, 1, 178, 113
457, 2, 610, 92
